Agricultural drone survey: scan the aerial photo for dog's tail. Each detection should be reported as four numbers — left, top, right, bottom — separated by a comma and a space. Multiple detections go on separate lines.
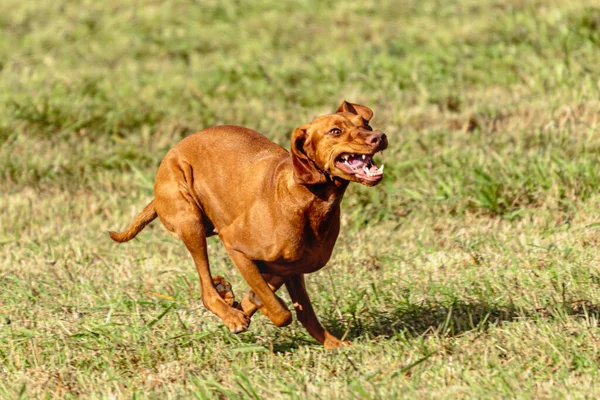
108, 200, 157, 243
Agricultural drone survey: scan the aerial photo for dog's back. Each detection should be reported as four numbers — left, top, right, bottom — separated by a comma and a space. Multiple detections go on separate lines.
154, 125, 290, 230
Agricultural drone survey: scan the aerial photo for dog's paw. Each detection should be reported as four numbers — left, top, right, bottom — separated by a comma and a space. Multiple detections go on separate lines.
247, 290, 262, 308
323, 332, 352, 349
213, 275, 236, 307
223, 308, 250, 334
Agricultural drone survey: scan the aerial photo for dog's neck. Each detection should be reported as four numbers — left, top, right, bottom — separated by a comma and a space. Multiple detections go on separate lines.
302, 179, 348, 237
305, 179, 348, 203
277, 156, 348, 237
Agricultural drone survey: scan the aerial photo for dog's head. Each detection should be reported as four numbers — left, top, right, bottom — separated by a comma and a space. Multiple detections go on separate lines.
291, 101, 388, 187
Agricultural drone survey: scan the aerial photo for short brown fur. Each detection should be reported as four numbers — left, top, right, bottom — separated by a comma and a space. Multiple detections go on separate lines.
109, 101, 388, 348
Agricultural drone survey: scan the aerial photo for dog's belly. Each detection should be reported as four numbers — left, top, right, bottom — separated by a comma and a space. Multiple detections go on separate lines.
217, 215, 338, 272
262, 226, 340, 276
264, 254, 332, 276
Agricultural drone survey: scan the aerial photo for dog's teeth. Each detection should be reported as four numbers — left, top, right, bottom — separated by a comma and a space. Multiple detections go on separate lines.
380, 164, 384, 173
362, 155, 366, 160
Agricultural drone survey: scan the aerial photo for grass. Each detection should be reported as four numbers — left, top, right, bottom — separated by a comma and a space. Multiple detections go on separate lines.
2, 0, 600, 398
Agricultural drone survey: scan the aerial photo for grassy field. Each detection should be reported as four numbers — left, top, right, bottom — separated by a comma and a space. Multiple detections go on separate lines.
2, 0, 600, 397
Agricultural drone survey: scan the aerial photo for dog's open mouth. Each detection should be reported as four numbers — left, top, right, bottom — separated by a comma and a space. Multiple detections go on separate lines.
334, 152, 384, 182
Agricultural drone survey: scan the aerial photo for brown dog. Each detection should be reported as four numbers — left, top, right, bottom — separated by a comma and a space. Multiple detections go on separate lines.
109, 101, 388, 348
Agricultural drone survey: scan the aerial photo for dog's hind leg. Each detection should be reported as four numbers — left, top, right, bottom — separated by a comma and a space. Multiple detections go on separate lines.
181, 220, 249, 333
212, 275, 236, 307
154, 161, 249, 333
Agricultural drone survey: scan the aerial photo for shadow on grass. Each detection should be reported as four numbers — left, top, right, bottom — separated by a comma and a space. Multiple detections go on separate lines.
237, 299, 600, 352
322, 299, 600, 340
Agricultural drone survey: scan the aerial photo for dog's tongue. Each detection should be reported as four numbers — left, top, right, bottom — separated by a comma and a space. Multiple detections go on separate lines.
339, 153, 384, 178
348, 154, 369, 168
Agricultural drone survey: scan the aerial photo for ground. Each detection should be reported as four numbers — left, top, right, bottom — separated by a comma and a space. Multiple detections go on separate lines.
2, 0, 600, 398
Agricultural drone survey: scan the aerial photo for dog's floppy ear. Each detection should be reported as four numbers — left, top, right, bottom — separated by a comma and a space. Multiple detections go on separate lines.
291, 125, 328, 185
336, 100, 373, 122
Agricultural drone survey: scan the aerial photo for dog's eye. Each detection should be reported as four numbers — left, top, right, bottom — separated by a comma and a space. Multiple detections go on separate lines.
328, 128, 342, 135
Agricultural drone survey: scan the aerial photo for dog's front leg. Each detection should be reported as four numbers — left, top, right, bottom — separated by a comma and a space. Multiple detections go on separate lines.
285, 274, 350, 349
237, 273, 288, 318
224, 248, 293, 327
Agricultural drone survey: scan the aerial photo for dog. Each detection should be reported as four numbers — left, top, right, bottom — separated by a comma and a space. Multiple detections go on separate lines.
109, 101, 388, 348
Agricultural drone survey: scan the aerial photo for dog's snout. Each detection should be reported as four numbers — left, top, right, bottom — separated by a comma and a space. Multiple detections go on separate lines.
367, 132, 387, 147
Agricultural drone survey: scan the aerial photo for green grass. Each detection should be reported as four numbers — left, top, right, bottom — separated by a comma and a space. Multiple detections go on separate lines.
2, 0, 600, 398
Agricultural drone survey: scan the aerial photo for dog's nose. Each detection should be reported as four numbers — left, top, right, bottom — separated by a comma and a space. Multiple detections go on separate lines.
367, 132, 387, 147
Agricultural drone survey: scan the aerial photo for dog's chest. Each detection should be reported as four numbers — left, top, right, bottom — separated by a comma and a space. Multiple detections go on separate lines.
268, 206, 341, 274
